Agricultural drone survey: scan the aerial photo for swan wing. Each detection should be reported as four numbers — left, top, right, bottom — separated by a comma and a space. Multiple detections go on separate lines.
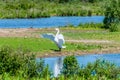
57, 34, 65, 44
41, 33, 55, 42
57, 38, 67, 49
57, 34, 66, 48
57, 39, 63, 48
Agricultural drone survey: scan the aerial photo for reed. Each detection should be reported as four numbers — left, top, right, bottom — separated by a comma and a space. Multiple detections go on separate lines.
0, 0, 107, 18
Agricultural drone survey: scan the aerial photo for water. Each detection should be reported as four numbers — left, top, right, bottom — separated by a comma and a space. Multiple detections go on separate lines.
36, 53, 120, 77
0, 16, 104, 28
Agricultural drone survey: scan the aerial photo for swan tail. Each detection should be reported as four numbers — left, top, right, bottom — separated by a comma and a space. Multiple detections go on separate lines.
62, 46, 66, 49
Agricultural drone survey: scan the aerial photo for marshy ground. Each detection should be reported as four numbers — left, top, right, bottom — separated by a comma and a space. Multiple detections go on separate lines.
0, 27, 120, 57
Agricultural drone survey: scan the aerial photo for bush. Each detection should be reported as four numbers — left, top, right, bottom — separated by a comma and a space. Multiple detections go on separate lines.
78, 59, 120, 79
0, 46, 51, 78
0, 46, 20, 74
103, 0, 120, 30
109, 23, 120, 32
61, 56, 120, 79
61, 55, 80, 77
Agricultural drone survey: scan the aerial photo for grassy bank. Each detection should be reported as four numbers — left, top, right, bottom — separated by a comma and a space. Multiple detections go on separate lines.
0, 0, 107, 18
0, 37, 103, 52
0, 26, 120, 56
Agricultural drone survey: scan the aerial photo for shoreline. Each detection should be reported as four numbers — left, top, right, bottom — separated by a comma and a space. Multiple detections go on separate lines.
36, 47, 120, 58
0, 28, 120, 58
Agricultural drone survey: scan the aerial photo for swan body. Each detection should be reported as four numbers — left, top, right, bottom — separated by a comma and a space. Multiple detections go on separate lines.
41, 28, 66, 51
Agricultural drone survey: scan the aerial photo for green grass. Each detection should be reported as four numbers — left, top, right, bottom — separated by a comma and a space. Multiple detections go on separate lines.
0, 73, 109, 80
0, 37, 58, 52
1, 27, 120, 53
40, 27, 120, 42
63, 28, 120, 41
0, 37, 102, 53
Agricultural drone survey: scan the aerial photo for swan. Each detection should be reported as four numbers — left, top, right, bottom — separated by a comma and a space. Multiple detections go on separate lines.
41, 28, 66, 51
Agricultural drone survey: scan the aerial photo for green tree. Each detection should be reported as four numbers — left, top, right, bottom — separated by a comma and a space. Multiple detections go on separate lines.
61, 55, 80, 77
0, 46, 51, 78
103, 0, 120, 31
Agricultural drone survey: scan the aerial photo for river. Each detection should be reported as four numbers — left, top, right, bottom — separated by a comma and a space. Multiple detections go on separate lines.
0, 16, 104, 28
36, 53, 120, 77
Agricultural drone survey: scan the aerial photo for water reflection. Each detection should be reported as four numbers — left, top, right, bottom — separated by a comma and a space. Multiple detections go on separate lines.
39, 53, 120, 77
54, 57, 63, 77
40, 57, 64, 77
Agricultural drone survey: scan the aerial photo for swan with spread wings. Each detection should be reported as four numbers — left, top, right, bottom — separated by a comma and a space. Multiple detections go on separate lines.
41, 28, 66, 51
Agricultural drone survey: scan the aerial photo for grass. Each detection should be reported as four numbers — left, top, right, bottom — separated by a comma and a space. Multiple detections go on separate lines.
57, 26, 120, 42
0, 75, 109, 80
0, 37, 57, 52
0, 26, 120, 55
0, 37, 102, 53
0, 73, 109, 80
38, 27, 120, 42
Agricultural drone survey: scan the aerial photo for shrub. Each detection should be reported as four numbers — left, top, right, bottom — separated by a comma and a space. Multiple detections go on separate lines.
0, 46, 51, 78
109, 23, 120, 32
0, 46, 19, 74
61, 55, 80, 77
103, 0, 120, 30
79, 59, 120, 79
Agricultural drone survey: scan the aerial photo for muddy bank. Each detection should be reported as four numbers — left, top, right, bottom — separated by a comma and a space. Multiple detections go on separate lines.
36, 47, 120, 58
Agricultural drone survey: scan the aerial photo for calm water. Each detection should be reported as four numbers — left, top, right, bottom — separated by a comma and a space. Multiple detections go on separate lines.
36, 53, 120, 77
0, 16, 104, 28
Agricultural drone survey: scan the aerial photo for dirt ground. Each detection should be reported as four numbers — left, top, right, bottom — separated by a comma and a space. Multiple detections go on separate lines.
0, 28, 40, 37
0, 28, 120, 58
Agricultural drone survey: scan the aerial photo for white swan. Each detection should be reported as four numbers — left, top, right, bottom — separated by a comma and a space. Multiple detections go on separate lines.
41, 28, 66, 51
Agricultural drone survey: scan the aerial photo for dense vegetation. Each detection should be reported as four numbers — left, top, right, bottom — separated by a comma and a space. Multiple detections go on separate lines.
0, 0, 119, 31
0, 47, 120, 80
0, 0, 119, 32
0, 0, 107, 18
47, 0, 103, 3
0, 46, 51, 79
103, 0, 120, 32
61, 56, 120, 79
0, 0, 120, 79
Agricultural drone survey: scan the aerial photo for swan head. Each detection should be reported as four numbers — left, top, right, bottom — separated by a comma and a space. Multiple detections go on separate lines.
55, 28, 59, 31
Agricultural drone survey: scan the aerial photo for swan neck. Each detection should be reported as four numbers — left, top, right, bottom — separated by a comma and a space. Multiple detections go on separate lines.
56, 29, 59, 36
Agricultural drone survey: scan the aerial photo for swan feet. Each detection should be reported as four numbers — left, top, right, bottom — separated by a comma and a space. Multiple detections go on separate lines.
59, 48, 61, 51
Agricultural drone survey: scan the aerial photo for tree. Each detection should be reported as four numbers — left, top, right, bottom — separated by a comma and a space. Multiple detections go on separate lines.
61, 55, 80, 77
103, 0, 120, 30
